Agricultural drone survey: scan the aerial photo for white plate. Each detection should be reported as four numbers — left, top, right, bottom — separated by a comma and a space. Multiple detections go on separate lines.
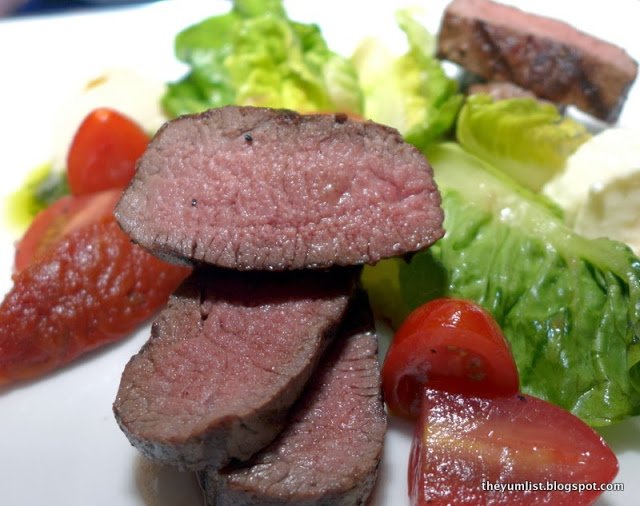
0, 1, 639, 505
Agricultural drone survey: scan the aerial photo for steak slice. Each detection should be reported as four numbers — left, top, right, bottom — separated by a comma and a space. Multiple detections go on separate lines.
113, 267, 357, 470
200, 292, 386, 506
437, 0, 638, 122
115, 106, 444, 270
467, 81, 539, 101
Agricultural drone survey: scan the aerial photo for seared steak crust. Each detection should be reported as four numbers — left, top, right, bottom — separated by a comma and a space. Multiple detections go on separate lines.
437, 0, 638, 122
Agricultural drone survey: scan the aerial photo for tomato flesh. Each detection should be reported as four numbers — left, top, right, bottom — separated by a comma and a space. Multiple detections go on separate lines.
67, 107, 149, 195
409, 388, 619, 505
1, 219, 190, 385
14, 189, 120, 273
382, 298, 519, 418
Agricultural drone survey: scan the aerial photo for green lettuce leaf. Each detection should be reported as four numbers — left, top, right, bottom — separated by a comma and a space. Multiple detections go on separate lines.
457, 94, 591, 191
395, 142, 640, 426
361, 258, 411, 330
162, 0, 362, 117
351, 9, 463, 149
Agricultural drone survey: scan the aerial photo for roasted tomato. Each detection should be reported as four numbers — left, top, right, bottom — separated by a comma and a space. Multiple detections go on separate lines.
382, 298, 519, 418
409, 388, 619, 505
67, 107, 149, 195
0, 215, 190, 386
14, 189, 119, 273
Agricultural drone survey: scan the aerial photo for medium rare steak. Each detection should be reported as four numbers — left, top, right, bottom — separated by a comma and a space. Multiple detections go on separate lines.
437, 0, 638, 122
113, 267, 356, 470
115, 106, 444, 270
200, 293, 386, 506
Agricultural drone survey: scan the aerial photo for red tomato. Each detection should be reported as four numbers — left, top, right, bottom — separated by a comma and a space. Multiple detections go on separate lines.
382, 298, 519, 418
14, 190, 120, 273
409, 388, 619, 505
394, 298, 506, 347
1, 219, 191, 386
67, 107, 149, 195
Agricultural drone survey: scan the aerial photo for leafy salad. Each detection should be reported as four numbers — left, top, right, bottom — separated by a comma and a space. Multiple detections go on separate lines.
148, 0, 640, 427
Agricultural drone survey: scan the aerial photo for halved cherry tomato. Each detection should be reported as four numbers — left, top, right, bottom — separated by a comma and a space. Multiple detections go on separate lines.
409, 388, 619, 505
14, 190, 120, 273
67, 107, 149, 195
382, 298, 519, 418
394, 297, 507, 348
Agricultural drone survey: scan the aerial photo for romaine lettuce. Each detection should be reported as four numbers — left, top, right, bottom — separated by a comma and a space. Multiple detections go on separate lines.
366, 143, 640, 426
457, 95, 591, 191
162, 0, 362, 117
428, 144, 640, 425
361, 258, 410, 330
351, 9, 463, 150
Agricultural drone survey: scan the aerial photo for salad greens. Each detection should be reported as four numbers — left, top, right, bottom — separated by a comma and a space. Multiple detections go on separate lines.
351, 9, 463, 150
138, 0, 640, 426
456, 95, 591, 191
162, 0, 362, 117
162, 0, 462, 150
365, 143, 640, 426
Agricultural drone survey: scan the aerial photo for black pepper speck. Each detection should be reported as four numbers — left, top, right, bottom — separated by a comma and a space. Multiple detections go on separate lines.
334, 112, 348, 124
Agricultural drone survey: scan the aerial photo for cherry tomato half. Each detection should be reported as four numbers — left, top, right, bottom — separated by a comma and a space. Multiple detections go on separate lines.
409, 388, 618, 506
14, 189, 120, 273
67, 108, 149, 195
394, 297, 507, 348
382, 298, 519, 418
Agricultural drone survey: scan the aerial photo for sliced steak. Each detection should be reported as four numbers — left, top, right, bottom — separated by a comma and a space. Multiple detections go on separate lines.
437, 0, 638, 122
467, 81, 538, 101
115, 106, 444, 270
200, 293, 386, 506
113, 267, 357, 470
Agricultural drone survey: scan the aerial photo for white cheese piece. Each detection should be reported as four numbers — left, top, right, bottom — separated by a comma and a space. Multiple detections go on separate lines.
542, 128, 640, 254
